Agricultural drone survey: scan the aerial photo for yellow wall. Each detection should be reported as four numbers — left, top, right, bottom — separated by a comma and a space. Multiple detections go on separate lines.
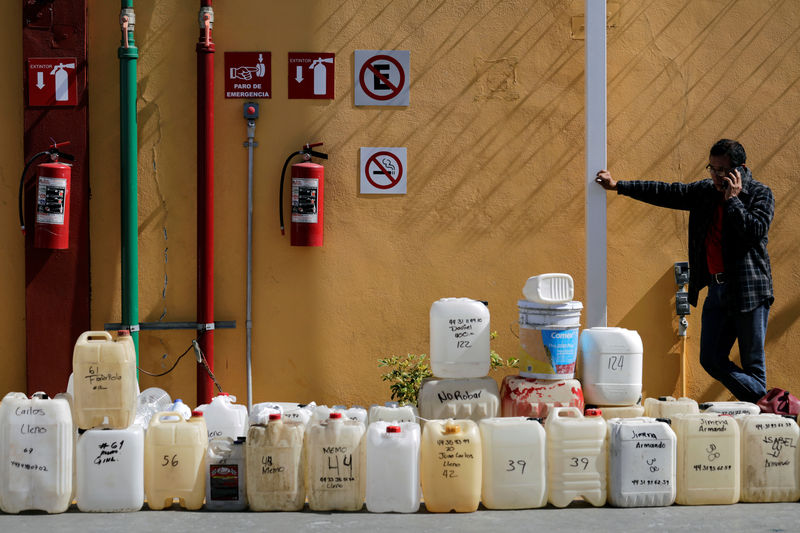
2, 1, 799, 407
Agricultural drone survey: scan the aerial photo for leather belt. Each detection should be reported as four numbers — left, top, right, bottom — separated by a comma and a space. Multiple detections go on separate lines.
711, 272, 726, 284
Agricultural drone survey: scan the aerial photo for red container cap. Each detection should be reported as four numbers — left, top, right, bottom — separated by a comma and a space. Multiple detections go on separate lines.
386, 425, 401, 433
217, 392, 230, 396
584, 408, 602, 417
191, 410, 204, 417
117, 330, 130, 336
329, 412, 343, 419
269, 413, 282, 421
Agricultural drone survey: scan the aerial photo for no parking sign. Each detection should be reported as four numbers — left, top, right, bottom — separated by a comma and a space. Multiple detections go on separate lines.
360, 148, 407, 194
354, 50, 410, 106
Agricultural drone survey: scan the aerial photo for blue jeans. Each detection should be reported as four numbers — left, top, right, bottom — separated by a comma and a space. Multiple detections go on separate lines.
699, 282, 769, 403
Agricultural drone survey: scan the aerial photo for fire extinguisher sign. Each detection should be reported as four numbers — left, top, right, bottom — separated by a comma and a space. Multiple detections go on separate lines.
360, 147, 407, 194
288, 52, 335, 99
27, 57, 78, 107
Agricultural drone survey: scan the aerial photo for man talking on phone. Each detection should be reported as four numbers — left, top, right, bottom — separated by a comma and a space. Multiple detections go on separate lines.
595, 139, 774, 403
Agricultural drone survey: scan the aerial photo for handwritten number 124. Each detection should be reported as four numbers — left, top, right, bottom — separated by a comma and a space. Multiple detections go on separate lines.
506, 459, 526, 474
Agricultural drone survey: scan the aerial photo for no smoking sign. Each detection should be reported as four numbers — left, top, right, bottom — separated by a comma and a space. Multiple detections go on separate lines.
354, 50, 410, 106
360, 147, 407, 194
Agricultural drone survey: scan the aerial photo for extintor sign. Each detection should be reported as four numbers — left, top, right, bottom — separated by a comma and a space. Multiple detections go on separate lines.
288, 52, 335, 99
27, 57, 78, 107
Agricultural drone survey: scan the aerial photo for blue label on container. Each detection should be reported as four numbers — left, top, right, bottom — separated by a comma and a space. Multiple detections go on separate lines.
541, 328, 579, 374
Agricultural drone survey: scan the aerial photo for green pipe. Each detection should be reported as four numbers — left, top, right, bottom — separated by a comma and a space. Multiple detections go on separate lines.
119, 2, 139, 367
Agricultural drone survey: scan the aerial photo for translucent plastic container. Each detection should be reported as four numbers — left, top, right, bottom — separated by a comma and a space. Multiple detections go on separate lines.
168, 399, 192, 420
644, 396, 699, 418
246, 413, 306, 511
304, 413, 366, 511
500, 375, 584, 418
546, 407, 607, 508
368, 403, 419, 424
72, 330, 137, 430
0, 392, 73, 514
205, 436, 247, 510
420, 419, 482, 513
195, 393, 248, 440
76, 425, 144, 512
591, 404, 645, 420
607, 417, 676, 507
133, 387, 171, 430
579, 327, 643, 406
479, 417, 547, 509
418, 377, 500, 422
311, 405, 368, 426
736, 414, 800, 502
700, 401, 761, 416
672, 413, 740, 505
522, 273, 574, 304
250, 402, 314, 426
518, 300, 582, 379
430, 298, 491, 378
144, 411, 208, 510
366, 421, 420, 513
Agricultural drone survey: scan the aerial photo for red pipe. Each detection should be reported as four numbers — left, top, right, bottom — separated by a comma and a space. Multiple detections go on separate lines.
196, 0, 215, 405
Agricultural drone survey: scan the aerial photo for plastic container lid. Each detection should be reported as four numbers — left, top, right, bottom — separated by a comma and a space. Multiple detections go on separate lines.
191, 410, 203, 417
584, 408, 602, 417
329, 412, 343, 419
444, 424, 461, 435
518, 299, 583, 311
522, 273, 574, 304
269, 413, 282, 421
117, 330, 130, 336
386, 425, 401, 433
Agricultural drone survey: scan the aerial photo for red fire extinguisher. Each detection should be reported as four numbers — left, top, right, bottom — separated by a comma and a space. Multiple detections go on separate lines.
18, 140, 75, 249
279, 142, 328, 247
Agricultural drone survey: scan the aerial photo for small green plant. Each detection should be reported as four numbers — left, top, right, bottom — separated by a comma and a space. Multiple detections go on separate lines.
378, 331, 518, 405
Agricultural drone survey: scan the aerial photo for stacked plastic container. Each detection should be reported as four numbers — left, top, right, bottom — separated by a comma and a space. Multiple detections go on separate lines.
580, 327, 644, 417
502, 275, 584, 418
72, 330, 143, 513
419, 298, 500, 423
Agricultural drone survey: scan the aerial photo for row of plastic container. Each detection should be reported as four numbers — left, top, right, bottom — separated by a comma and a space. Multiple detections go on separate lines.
2, 393, 798, 514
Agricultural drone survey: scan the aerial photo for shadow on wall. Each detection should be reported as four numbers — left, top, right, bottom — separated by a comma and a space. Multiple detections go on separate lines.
617, 267, 681, 398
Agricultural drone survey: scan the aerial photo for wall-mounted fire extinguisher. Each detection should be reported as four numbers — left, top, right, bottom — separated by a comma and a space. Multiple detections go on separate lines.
279, 142, 328, 247
18, 141, 75, 249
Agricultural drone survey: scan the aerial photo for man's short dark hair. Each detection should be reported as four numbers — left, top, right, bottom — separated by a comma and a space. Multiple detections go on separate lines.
710, 139, 747, 167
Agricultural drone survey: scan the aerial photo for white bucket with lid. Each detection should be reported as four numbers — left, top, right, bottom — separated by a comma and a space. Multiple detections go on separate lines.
518, 300, 582, 379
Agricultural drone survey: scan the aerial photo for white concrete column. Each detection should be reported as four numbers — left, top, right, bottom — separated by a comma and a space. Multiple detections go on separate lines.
585, 0, 607, 328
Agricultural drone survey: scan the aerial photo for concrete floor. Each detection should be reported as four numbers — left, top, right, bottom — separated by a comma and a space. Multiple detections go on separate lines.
0, 502, 797, 533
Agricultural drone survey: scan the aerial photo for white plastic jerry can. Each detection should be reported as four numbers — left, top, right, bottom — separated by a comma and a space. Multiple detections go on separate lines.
365, 421, 421, 513
368, 403, 419, 424
591, 404, 645, 420
429, 298, 491, 379
251, 402, 315, 426
144, 411, 208, 510
304, 412, 366, 511
672, 413, 740, 505
76, 425, 144, 512
545, 407, 607, 508
195, 393, 248, 440
607, 417, 676, 507
643, 396, 699, 418
72, 330, 138, 430
418, 376, 500, 422
420, 419, 482, 513
205, 436, 247, 510
479, 417, 546, 509
579, 327, 643, 406
0, 392, 74, 514
700, 401, 761, 416
736, 414, 800, 502
246, 414, 306, 511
